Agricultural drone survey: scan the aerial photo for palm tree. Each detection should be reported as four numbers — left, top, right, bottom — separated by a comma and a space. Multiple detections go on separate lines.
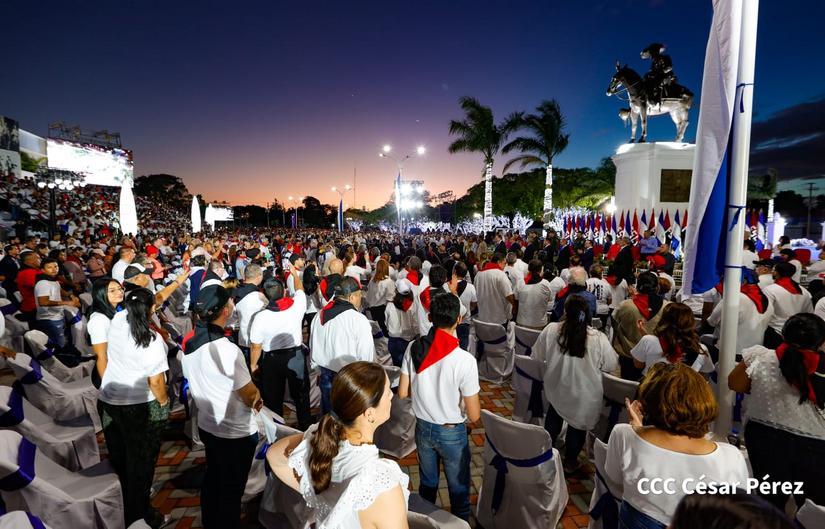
502, 99, 569, 224
448, 96, 521, 233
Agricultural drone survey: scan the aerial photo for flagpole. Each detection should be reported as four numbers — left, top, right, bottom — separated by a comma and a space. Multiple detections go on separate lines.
717, 0, 759, 437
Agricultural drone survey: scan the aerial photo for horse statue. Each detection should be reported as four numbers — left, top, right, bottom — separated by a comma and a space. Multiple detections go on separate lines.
607, 61, 693, 143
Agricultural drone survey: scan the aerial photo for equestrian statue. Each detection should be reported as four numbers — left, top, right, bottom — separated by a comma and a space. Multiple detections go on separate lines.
606, 43, 694, 143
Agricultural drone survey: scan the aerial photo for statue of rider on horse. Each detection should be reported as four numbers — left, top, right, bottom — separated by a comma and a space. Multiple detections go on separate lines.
607, 42, 694, 143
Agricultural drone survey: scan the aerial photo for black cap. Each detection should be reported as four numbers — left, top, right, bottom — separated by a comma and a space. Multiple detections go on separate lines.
289, 253, 303, 265
124, 263, 154, 280
246, 248, 260, 259
753, 259, 774, 268
194, 284, 231, 322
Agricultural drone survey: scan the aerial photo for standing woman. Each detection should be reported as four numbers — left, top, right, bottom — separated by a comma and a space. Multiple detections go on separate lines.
533, 296, 618, 472
366, 259, 395, 336
728, 313, 825, 510
86, 277, 124, 388
384, 279, 419, 367
98, 288, 169, 528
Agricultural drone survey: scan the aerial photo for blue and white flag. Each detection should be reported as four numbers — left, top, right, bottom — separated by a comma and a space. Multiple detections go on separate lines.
338, 198, 344, 232
681, 0, 745, 295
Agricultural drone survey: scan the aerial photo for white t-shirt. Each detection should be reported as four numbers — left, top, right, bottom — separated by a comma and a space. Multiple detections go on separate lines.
401, 336, 480, 424
516, 280, 553, 328
741, 249, 758, 269
605, 424, 750, 526
365, 277, 395, 308
249, 291, 307, 351
503, 265, 523, 293
235, 289, 267, 348
111, 259, 130, 283
182, 336, 257, 438
87, 311, 112, 345
384, 302, 419, 341
707, 291, 774, 356
630, 335, 715, 375
608, 279, 629, 310
816, 296, 825, 323
533, 323, 618, 430
310, 308, 375, 371
586, 277, 613, 315
456, 281, 477, 324
34, 279, 63, 321
763, 282, 813, 333
99, 311, 169, 406
474, 268, 513, 324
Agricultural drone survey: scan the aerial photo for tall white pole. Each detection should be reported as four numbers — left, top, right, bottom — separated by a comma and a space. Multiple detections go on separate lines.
483, 161, 493, 233
397, 163, 404, 236
716, 0, 759, 437
543, 163, 554, 226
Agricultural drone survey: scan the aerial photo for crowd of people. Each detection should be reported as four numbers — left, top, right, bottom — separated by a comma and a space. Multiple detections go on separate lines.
0, 216, 824, 529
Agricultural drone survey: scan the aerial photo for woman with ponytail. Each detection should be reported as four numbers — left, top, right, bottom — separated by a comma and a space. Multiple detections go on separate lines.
729, 313, 825, 510
630, 302, 715, 378
533, 295, 619, 473
267, 361, 409, 529
612, 271, 669, 380
98, 287, 169, 527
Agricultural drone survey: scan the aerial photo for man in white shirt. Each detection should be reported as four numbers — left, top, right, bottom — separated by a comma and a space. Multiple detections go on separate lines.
453, 261, 477, 350
474, 253, 515, 325
111, 246, 135, 283
516, 259, 554, 329
233, 264, 266, 358
182, 283, 262, 529
249, 269, 312, 430
586, 263, 613, 327
742, 240, 758, 270
398, 292, 480, 522
763, 261, 814, 347
310, 276, 375, 413
779, 249, 803, 283
754, 259, 775, 289
503, 252, 524, 293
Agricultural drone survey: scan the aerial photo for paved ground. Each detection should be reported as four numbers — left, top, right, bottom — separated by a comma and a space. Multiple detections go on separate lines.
134, 379, 595, 529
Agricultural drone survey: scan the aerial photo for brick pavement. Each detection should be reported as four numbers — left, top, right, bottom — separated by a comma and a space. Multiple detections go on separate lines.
130, 380, 595, 529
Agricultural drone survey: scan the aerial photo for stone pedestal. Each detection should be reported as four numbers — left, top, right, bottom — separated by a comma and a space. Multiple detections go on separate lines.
611, 142, 695, 221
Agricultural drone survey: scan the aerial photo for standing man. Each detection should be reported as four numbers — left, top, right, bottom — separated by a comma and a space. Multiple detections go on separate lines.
473, 253, 515, 325
0, 244, 20, 295
111, 246, 136, 284
613, 236, 635, 286
249, 268, 312, 430
183, 284, 262, 529
398, 293, 481, 522
309, 277, 374, 412
15, 251, 42, 323
233, 264, 266, 361
762, 261, 813, 347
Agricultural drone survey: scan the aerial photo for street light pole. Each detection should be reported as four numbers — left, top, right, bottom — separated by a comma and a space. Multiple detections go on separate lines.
35, 168, 85, 240
380, 145, 425, 235
331, 185, 352, 232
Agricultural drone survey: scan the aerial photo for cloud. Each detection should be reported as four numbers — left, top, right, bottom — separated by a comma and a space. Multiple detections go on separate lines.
749, 95, 825, 180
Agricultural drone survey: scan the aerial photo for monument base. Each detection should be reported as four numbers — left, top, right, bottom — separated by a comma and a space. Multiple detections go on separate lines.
611, 142, 695, 223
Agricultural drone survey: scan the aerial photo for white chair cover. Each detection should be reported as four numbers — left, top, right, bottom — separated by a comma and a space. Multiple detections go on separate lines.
408, 493, 471, 529
283, 347, 320, 411
370, 320, 392, 367
374, 366, 416, 458
473, 320, 514, 383
512, 355, 547, 425
78, 293, 93, 313
162, 305, 192, 340
407, 512, 439, 529
258, 410, 312, 529
0, 298, 28, 354
183, 398, 204, 451
587, 438, 621, 529
0, 386, 98, 471
476, 410, 568, 529
126, 520, 152, 529
796, 499, 825, 529
23, 330, 88, 383
243, 409, 273, 503
62, 306, 93, 356
514, 325, 541, 357
0, 511, 54, 529
593, 374, 639, 442
5, 352, 101, 432
0, 430, 124, 529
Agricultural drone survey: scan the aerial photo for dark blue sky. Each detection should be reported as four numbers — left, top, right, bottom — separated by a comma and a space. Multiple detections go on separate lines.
3, 0, 823, 207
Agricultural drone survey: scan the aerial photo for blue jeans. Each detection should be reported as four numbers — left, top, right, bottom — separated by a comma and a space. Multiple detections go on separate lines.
619, 502, 666, 529
387, 337, 410, 367
36, 318, 66, 348
415, 419, 471, 520
456, 323, 470, 351
319, 366, 336, 414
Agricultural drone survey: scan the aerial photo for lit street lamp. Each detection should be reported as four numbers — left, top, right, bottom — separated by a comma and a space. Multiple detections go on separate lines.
36, 168, 86, 239
379, 144, 426, 235
331, 185, 352, 232
288, 195, 304, 228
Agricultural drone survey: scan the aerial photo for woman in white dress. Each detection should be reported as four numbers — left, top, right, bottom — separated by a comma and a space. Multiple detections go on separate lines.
86, 277, 124, 387
267, 361, 409, 529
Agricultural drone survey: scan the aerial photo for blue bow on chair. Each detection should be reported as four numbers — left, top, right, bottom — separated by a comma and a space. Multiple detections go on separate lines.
11, 360, 43, 400
514, 366, 544, 419
0, 438, 37, 492
589, 469, 620, 529
515, 335, 533, 356
486, 435, 554, 513
0, 389, 25, 427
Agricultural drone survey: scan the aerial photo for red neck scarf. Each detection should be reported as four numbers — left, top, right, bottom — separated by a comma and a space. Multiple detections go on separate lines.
775, 277, 802, 295
605, 275, 618, 287
419, 287, 438, 312
482, 262, 502, 272
715, 282, 724, 295
776, 343, 822, 404
658, 336, 684, 363
400, 296, 414, 312
632, 294, 658, 320
556, 286, 569, 300
740, 284, 768, 314
406, 269, 420, 286
267, 297, 295, 312
524, 273, 541, 285
416, 329, 460, 373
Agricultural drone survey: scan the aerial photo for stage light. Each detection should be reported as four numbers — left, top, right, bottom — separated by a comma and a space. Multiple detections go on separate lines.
473, 212, 481, 219
416, 146, 426, 156
344, 185, 351, 190
415, 185, 424, 194
401, 183, 413, 195
606, 196, 617, 214
47, 183, 56, 189
330, 187, 336, 192
37, 182, 46, 189
382, 145, 392, 153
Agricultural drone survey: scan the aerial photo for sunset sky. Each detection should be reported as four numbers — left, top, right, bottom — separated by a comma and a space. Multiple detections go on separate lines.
4, 0, 824, 208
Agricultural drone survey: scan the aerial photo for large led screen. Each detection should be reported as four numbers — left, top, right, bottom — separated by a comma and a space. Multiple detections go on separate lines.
46, 138, 133, 186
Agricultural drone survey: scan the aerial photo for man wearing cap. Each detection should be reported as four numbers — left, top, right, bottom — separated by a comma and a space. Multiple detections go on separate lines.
182, 283, 262, 529
112, 247, 136, 284
310, 276, 375, 413
762, 261, 814, 347
249, 263, 312, 430
124, 262, 191, 307
754, 259, 775, 289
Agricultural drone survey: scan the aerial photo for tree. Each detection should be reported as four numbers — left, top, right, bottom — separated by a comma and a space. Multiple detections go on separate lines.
448, 96, 521, 232
133, 174, 190, 211
502, 99, 569, 223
